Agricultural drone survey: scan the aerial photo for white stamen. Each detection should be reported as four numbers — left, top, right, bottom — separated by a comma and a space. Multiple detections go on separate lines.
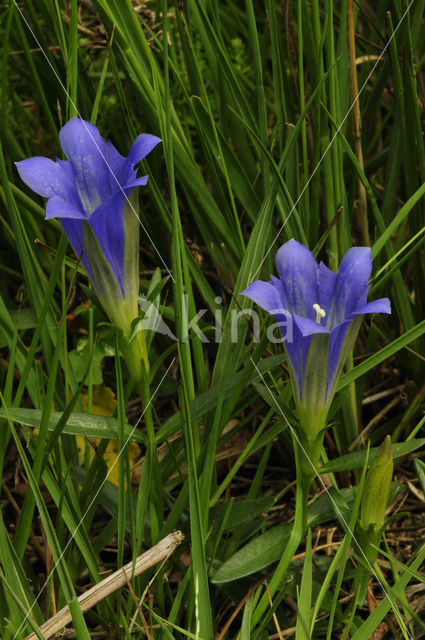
313, 303, 326, 324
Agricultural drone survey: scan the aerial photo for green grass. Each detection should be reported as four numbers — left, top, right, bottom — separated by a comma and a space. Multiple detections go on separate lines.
1, 0, 425, 638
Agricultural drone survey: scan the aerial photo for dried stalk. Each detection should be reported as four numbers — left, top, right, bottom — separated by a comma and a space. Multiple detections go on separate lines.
25, 531, 184, 640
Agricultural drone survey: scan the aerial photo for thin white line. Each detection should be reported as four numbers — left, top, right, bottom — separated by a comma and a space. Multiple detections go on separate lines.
13, 358, 176, 639
252, 0, 416, 281
250, 357, 412, 639
12, 0, 175, 283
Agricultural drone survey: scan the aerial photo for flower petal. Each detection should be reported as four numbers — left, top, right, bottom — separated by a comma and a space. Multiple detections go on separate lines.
87, 184, 142, 293
125, 176, 148, 189
88, 192, 127, 292
241, 279, 284, 313
59, 218, 93, 280
293, 314, 330, 336
46, 196, 86, 220
317, 261, 337, 320
275, 239, 319, 319
353, 297, 391, 315
104, 140, 127, 186
59, 118, 110, 214
124, 133, 162, 181
326, 317, 362, 399
327, 247, 372, 326
15, 157, 69, 198
284, 325, 312, 399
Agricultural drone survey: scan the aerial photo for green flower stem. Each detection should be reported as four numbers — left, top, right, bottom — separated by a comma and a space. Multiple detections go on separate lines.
297, 428, 326, 530
120, 328, 149, 384
137, 365, 162, 545
251, 433, 305, 627
120, 325, 162, 545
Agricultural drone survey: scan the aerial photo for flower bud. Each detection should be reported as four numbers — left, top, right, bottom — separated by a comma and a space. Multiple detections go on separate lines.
358, 435, 393, 564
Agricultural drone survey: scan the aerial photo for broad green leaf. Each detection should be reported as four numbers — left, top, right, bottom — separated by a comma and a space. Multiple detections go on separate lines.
0, 407, 144, 443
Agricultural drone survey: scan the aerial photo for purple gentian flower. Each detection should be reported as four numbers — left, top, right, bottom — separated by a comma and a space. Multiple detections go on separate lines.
242, 239, 390, 431
15, 118, 161, 341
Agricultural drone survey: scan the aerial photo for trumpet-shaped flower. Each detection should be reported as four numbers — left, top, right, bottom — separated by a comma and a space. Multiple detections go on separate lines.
16, 118, 160, 334
16, 118, 161, 380
242, 240, 390, 434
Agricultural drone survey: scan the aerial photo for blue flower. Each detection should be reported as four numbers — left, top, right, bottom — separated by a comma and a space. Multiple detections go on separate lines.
242, 239, 390, 432
15, 118, 161, 336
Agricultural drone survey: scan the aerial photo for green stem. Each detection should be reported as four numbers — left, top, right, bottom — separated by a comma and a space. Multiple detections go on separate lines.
120, 327, 149, 384
137, 366, 162, 544
252, 433, 305, 627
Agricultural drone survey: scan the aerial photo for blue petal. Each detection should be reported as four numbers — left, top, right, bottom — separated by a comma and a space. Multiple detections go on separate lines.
15, 156, 79, 206
353, 297, 391, 315
59, 218, 93, 280
317, 261, 337, 323
326, 319, 352, 398
59, 118, 110, 214
45, 196, 86, 220
275, 239, 319, 319
284, 325, 312, 398
124, 134, 162, 182
125, 176, 148, 189
15, 157, 63, 197
327, 247, 372, 326
241, 279, 284, 313
105, 141, 127, 187
87, 186, 139, 293
293, 314, 330, 336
